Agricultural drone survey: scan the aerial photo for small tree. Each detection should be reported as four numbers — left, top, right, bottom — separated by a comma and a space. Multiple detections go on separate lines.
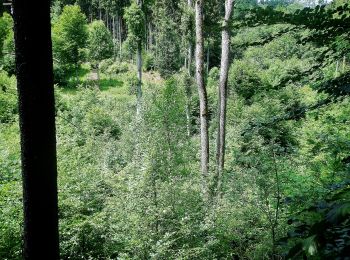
87, 20, 113, 82
124, 2, 145, 115
52, 5, 88, 75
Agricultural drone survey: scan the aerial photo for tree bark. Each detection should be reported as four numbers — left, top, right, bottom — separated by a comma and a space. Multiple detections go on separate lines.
185, 0, 194, 137
136, 40, 143, 115
195, 0, 209, 199
215, 0, 234, 197
136, 0, 143, 116
206, 44, 210, 75
13, 0, 59, 259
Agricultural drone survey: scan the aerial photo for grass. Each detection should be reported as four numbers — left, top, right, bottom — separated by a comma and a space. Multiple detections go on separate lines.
57, 63, 163, 104
99, 78, 124, 91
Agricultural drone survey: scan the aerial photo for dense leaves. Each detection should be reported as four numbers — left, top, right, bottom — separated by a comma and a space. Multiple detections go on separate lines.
1, 0, 350, 259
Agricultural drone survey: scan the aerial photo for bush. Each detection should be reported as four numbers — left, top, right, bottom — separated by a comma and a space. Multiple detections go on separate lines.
107, 62, 129, 75
0, 71, 17, 123
99, 58, 114, 74
124, 73, 139, 95
53, 63, 69, 85
143, 52, 155, 71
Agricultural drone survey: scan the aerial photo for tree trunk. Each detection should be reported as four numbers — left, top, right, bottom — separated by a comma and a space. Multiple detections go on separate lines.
119, 16, 122, 60
215, 0, 234, 198
195, 0, 209, 199
206, 44, 210, 75
185, 0, 193, 137
13, 0, 59, 259
335, 60, 339, 78
136, 40, 143, 115
136, 0, 143, 116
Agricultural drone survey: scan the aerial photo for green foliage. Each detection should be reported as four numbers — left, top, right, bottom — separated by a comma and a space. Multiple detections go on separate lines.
0, 71, 17, 123
124, 73, 139, 95
153, 8, 181, 77
280, 182, 350, 259
2, 1, 350, 259
143, 52, 155, 71
0, 12, 11, 58
99, 59, 129, 75
0, 122, 22, 259
52, 5, 88, 66
0, 13, 14, 74
124, 3, 145, 45
87, 20, 113, 65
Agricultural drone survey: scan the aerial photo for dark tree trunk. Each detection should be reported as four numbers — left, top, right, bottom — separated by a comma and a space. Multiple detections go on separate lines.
13, 0, 59, 259
195, 0, 209, 199
0, 0, 4, 15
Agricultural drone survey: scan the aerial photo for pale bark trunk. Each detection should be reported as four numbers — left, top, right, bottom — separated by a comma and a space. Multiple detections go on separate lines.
136, 40, 142, 115
112, 16, 116, 39
148, 22, 153, 49
206, 44, 210, 75
335, 60, 339, 78
195, 0, 209, 199
215, 0, 234, 197
136, 0, 143, 116
185, 0, 193, 137
119, 16, 122, 59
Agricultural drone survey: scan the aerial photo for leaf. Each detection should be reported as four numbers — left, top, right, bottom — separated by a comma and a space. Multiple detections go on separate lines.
286, 242, 303, 259
326, 203, 350, 224
302, 235, 318, 256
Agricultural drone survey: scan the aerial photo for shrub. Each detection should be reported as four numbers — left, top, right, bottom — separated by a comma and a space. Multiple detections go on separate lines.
0, 71, 17, 123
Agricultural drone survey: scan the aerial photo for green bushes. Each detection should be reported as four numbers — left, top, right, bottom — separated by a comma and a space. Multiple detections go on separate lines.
0, 71, 17, 123
99, 59, 129, 75
0, 13, 15, 75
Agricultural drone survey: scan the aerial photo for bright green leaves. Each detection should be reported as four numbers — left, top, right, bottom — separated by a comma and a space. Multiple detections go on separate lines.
0, 13, 14, 74
52, 5, 88, 66
87, 20, 114, 64
0, 71, 17, 123
124, 3, 145, 45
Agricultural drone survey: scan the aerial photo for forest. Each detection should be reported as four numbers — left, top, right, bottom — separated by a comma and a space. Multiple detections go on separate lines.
1, 0, 350, 259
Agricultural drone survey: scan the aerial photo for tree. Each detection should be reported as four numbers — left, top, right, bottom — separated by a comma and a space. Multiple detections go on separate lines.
214, 0, 235, 198
124, 1, 145, 115
195, 0, 209, 198
52, 5, 88, 70
12, 0, 59, 258
180, 0, 195, 136
87, 20, 113, 82
0, 12, 12, 59
153, 0, 181, 77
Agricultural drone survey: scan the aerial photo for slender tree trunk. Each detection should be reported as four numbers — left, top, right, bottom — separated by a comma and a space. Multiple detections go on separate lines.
13, 0, 59, 259
89, 3, 92, 22
215, 0, 234, 198
185, 0, 193, 137
335, 60, 339, 78
195, 0, 209, 199
271, 149, 281, 260
136, 0, 143, 116
96, 64, 100, 89
136, 40, 143, 115
206, 44, 210, 75
119, 16, 122, 60
112, 15, 117, 60
148, 21, 153, 50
